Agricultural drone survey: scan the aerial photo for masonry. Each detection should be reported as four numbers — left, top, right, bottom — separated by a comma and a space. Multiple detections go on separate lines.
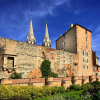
1, 75, 100, 89
0, 37, 78, 79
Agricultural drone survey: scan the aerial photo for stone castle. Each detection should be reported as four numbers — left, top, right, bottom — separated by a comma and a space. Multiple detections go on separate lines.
0, 17, 99, 79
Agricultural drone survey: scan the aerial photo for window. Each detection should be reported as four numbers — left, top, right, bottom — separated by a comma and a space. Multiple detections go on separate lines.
62, 44, 63, 48
86, 52, 88, 56
60, 45, 61, 49
82, 51, 84, 56
59, 45, 61, 49
85, 30, 87, 34
42, 52, 44, 54
7, 57, 14, 68
83, 65, 85, 69
97, 67, 98, 71
86, 59, 88, 63
86, 45, 88, 49
87, 66, 89, 69
83, 58, 85, 63
86, 37, 88, 42
64, 42, 66, 46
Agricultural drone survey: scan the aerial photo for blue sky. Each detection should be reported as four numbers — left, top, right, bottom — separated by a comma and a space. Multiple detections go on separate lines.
0, 0, 100, 64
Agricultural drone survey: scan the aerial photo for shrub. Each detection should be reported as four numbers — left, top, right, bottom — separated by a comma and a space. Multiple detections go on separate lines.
40, 59, 51, 78
67, 84, 81, 91
82, 87, 100, 100
49, 72, 58, 78
48, 93, 66, 100
66, 73, 69, 77
58, 86, 65, 93
90, 81, 100, 87
44, 86, 52, 97
50, 86, 60, 95
95, 91, 100, 100
48, 90, 84, 100
9, 72, 24, 79
81, 83, 94, 90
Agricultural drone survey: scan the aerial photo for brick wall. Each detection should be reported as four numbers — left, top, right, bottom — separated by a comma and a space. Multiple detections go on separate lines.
0, 76, 99, 89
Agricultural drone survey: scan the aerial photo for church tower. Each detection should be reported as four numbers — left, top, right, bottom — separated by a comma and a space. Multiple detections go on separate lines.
27, 16, 36, 44
42, 20, 51, 47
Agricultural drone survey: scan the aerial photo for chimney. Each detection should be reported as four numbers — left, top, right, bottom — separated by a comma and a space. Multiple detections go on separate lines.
70, 23, 73, 28
60, 35, 62, 37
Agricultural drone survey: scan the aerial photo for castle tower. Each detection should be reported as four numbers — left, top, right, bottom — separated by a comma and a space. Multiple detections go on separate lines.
42, 20, 51, 47
27, 16, 36, 44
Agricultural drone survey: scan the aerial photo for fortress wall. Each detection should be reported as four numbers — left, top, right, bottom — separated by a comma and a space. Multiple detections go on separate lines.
0, 37, 78, 79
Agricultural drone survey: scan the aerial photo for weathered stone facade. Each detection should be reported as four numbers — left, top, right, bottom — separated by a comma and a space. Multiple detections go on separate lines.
0, 37, 78, 79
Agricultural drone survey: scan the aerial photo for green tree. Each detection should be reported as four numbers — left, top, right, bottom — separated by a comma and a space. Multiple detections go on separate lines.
40, 59, 51, 78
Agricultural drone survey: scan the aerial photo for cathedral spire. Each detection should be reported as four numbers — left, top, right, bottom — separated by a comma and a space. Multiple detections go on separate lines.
42, 20, 51, 47
27, 16, 36, 44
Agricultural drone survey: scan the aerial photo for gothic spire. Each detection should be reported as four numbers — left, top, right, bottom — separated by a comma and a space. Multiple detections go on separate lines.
27, 15, 36, 44
42, 20, 51, 47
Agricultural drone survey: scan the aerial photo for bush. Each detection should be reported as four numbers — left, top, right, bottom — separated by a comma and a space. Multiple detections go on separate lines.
40, 59, 51, 78
82, 87, 100, 100
50, 86, 60, 95
48, 90, 84, 100
90, 81, 100, 87
42, 86, 52, 97
67, 84, 81, 91
49, 72, 58, 78
9, 72, 24, 79
66, 73, 69, 77
81, 83, 94, 90
58, 86, 65, 93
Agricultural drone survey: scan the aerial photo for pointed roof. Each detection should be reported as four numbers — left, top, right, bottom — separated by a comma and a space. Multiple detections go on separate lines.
27, 16, 36, 44
44, 20, 49, 38
28, 15, 34, 36
42, 20, 51, 47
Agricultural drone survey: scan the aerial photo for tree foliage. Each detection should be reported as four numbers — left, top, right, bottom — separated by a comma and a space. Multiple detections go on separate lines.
40, 59, 51, 78
9, 72, 24, 79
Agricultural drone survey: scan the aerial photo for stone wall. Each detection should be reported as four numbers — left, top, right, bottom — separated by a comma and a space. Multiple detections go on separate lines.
0, 37, 78, 79
56, 26, 77, 53
1, 75, 99, 89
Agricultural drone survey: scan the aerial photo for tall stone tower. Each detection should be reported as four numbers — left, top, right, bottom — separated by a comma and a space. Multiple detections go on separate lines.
42, 20, 51, 47
27, 16, 36, 44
